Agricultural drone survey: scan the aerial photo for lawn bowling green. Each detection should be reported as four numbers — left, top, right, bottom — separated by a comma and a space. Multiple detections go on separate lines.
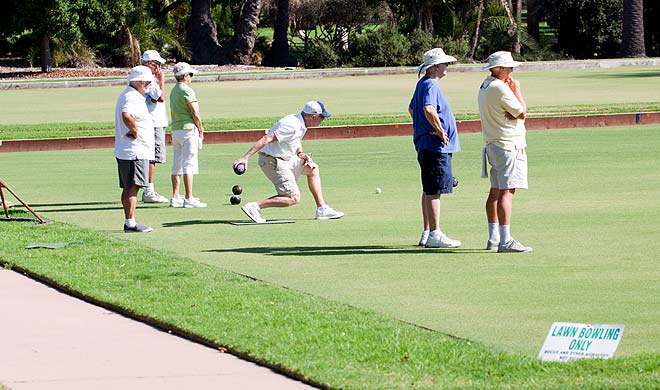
2, 124, 658, 357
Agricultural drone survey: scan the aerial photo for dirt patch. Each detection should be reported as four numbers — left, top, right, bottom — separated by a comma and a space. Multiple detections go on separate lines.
0, 60, 290, 80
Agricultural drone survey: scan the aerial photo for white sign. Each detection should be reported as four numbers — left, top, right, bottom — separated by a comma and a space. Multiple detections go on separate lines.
538, 322, 624, 362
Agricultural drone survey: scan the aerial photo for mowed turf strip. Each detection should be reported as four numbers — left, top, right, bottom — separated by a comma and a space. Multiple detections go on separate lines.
1, 66, 660, 126
1, 125, 658, 362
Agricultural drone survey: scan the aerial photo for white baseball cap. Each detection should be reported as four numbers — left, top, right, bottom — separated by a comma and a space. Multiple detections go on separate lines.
173, 62, 197, 77
482, 51, 521, 70
127, 65, 155, 82
417, 48, 457, 77
302, 101, 331, 118
141, 50, 166, 64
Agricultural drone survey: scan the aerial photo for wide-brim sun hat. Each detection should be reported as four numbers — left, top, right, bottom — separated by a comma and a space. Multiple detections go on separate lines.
482, 51, 521, 70
417, 48, 457, 77
302, 101, 331, 118
173, 62, 197, 77
141, 50, 166, 64
127, 65, 155, 82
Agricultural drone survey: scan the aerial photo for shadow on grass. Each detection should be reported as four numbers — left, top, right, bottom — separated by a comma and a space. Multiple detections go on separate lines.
16, 201, 122, 213
205, 245, 487, 256
162, 219, 246, 227
576, 70, 660, 79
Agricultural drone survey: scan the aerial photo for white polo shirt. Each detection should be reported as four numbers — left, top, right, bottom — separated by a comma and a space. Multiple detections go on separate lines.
477, 77, 527, 150
144, 84, 168, 128
260, 113, 307, 160
114, 86, 155, 160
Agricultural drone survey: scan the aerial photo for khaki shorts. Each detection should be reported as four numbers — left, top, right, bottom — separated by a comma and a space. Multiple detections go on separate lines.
258, 153, 305, 197
486, 144, 528, 190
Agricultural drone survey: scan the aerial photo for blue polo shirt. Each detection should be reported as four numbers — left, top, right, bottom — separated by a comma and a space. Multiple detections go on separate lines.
409, 76, 460, 153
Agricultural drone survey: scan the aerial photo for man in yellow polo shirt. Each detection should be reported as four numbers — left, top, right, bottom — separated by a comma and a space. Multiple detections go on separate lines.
478, 51, 532, 253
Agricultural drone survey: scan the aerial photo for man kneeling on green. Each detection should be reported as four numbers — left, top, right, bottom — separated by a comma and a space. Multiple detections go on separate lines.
233, 101, 344, 223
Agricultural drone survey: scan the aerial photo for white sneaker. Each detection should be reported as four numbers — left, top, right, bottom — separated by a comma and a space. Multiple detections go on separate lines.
170, 196, 184, 208
418, 231, 430, 246
498, 239, 533, 253
142, 191, 169, 203
425, 233, 461, 248
486, 240, 499, 251
315, 205, 344, 220
183, 197, 207, 208
241, 202, 265, 223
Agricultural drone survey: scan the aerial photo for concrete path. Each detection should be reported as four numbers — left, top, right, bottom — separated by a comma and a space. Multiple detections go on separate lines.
0, 269, 316, 390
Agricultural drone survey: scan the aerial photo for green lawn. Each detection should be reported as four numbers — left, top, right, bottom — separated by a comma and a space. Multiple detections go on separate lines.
1, 66, 659, 126
1, 126, 658, 362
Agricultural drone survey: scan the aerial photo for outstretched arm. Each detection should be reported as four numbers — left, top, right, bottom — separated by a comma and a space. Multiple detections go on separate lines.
233, 133, 276, 169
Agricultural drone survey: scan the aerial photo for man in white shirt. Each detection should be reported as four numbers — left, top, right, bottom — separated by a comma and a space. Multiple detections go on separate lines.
477, 51, 532, 253
114, 66, 156, 232
233, 101, 344, 223
140, 50, 169, 203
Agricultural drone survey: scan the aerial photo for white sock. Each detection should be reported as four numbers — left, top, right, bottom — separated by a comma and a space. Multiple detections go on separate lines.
488, 223, 499, 242
125, 218, 136, 227
143, 184, 154, 196
499, 225, 511, 245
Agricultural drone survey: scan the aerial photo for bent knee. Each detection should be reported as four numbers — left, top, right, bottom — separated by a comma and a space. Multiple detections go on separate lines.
286, 194, 301, 205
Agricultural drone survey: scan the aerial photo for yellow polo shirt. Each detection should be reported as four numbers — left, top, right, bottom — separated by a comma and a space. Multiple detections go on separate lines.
477, 77, 527, 150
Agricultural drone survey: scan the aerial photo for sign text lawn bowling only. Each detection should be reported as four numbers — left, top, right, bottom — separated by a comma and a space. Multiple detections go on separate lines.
538, 322, 624, 362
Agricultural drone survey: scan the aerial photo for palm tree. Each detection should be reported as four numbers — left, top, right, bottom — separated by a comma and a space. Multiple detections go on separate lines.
225, 0, 263, 64
621, 0, 645, 57
263, 0, 297, 66
187, 0, 223, 64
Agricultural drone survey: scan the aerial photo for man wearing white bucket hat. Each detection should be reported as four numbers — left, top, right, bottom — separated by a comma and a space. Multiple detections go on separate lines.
114, 65, 156, 232
140, 50, 169, 204
477, 51, 532, 253
169, 62, 207, 208
408, 48, 462, 248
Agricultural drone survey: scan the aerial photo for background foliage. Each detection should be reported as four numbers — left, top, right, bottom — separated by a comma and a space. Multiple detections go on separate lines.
0, 0, 657, 69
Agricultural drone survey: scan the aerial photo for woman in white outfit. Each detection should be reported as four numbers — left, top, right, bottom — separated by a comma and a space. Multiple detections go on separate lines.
169, 62, 206, 208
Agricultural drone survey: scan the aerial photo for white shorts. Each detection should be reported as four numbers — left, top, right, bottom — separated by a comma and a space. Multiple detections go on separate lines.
485, 143, 528, 190
171, 129, 200, 175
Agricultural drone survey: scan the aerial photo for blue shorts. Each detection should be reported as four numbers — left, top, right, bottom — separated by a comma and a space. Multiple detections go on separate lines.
417, 149, 453, 195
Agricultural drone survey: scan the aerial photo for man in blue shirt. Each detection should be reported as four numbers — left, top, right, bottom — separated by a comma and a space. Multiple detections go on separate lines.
408, 48, 461, 248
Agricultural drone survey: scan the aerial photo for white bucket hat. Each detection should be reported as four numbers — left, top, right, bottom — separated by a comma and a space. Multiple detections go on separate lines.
302, 101, 331, 118
417, 48, 457, 77
482, 51, 521, 70
127, 65, 155, 82
173, 62, 197, 77
141, 50, 166, 64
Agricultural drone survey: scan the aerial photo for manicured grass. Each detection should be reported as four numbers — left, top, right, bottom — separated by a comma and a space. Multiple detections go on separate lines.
1, 125, 658, 362
2, 209, 659, 389
1, 66, 659, 126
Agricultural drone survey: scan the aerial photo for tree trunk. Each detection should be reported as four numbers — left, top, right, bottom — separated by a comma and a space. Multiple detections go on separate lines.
526, 0, 540, 41
117, 25, 141, 67
186, 0, 223, 64
262, 0, 297, 67
40, 36, 52, 73
621, 0, 646, 57
225, 0, 263, 65
459, 0, 474, 41
512, 0, 522, 54
468, 0, 485, 61
416, 1, 434, 33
